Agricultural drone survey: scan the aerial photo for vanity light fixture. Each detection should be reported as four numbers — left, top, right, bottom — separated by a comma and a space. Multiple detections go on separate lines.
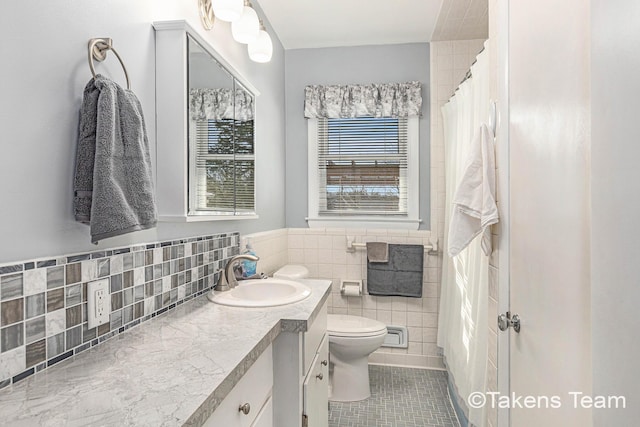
248, 20, 273, 63
232, 0, 260, 44
197, 0, 272, 64
198, 0, 216, 30
211, 0, 244, 22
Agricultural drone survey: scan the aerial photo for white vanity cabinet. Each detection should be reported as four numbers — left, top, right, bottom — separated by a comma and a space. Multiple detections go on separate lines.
273, 301, 329, 427
303, 334, 329, 427
203, 345, 273, 427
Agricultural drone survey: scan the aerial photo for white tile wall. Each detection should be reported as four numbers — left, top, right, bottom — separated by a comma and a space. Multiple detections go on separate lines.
241, 229, 288, 276
432, 0, 489, 41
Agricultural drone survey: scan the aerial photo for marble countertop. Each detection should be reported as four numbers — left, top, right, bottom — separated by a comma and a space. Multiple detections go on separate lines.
0, 279, 331, 426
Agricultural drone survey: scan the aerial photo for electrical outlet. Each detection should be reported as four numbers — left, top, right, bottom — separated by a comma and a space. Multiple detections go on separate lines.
87, 279, 110, 329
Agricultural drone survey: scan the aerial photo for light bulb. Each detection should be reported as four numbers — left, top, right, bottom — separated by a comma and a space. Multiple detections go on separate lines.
211, 0, 244, 22
248, 29, 273, 63
232, 6, 259, 44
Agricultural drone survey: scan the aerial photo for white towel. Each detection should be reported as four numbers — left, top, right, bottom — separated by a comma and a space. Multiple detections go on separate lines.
448, 124, 499, 257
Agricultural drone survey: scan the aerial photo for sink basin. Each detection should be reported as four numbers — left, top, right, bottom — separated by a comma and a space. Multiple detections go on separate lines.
207, 278, 312, 307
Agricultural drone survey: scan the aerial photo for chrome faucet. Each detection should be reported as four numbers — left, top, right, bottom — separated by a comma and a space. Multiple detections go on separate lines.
215, 254, 260, 292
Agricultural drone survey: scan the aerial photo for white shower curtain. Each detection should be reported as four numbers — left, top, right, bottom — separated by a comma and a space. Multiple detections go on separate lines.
437, 41, 490, 427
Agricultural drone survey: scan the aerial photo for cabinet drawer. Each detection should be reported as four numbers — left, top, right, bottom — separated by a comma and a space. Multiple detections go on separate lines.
303, 301, 328, 375
203, 345, 273, 427
251, 396, 273, 427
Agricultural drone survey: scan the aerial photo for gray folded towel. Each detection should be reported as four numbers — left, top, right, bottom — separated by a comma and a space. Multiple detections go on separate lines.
366, 242, 389, 263
73, 75, 157, 243
74, 79, 99, 225
367, 244, 424, 297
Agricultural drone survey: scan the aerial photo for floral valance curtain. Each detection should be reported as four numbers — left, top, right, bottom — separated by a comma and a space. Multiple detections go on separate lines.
189, 88, 254, 121
304, 81, 422, 119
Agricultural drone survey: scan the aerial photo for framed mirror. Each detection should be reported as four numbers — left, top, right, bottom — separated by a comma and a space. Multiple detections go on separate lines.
154, 21, 259, 222
187, 35, 256, 217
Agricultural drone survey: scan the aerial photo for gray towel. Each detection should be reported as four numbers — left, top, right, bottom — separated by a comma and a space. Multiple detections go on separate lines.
367, 244, 424, 297
366, 242, 389, 263
73, 75, 157, 244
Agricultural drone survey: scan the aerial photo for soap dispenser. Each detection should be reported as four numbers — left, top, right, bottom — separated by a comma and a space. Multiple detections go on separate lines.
242, 239, 258, 278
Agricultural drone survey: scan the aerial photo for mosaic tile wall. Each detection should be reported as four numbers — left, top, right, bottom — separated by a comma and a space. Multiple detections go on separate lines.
0, 232, 240, 389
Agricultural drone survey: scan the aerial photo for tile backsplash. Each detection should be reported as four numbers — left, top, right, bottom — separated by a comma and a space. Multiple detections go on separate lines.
0, 232, 240, 388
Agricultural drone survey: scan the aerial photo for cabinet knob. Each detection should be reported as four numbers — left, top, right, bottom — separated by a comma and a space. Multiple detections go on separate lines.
316, 373, 323, 380
239, 403, 251, 415
321, 360, 328, 366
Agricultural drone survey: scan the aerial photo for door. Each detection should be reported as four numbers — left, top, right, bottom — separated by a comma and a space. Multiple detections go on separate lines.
503, 0, 592, 425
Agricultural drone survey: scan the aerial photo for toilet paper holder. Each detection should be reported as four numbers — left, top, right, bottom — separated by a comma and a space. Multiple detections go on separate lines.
340, 279, 363, 296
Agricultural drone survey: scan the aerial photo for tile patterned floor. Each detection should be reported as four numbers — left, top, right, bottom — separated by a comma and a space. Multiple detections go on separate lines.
329, 365, 460, 427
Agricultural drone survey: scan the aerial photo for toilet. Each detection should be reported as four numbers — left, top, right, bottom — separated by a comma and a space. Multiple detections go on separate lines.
273, 265, 388, 402
327, 314, 387, 402
273, 264, 309, 280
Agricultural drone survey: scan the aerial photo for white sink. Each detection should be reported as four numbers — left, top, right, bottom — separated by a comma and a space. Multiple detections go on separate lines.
207, 278, 312, 307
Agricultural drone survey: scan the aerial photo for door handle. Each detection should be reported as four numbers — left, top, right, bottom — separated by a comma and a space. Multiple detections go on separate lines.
498, 312, 521, 333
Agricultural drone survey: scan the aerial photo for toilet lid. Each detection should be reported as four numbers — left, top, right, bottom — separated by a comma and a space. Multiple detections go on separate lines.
273, 264, 309, 279
327, 314, 387, 337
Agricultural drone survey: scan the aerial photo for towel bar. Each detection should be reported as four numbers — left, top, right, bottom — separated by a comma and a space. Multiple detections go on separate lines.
345, 237, 437, 254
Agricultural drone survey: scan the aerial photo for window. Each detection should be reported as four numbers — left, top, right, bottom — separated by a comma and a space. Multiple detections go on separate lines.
320, 116, 407, 214
308, 116, 419, 229
304, 81, 422, 229
191, 117, 255, 215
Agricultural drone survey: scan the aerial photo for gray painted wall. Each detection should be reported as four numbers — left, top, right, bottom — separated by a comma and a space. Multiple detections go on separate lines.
0, 1, 286, 263
284, 44, 431, 228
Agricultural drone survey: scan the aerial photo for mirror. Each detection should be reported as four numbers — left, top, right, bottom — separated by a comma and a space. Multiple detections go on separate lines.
187, 35, 256, 217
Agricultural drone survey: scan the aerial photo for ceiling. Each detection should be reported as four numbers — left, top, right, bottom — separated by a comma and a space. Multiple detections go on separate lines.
257, 0, 444, 50
257, 0, 488, 50
431, 0, 488, 41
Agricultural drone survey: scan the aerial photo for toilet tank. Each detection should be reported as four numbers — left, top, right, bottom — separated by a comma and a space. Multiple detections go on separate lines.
273, 264, 309, 280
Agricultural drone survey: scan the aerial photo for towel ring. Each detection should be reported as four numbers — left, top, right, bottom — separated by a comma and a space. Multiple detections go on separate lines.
88, 38, 131, 90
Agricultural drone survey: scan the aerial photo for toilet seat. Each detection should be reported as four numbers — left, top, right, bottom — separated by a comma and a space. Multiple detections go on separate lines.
327, 314, 387, 338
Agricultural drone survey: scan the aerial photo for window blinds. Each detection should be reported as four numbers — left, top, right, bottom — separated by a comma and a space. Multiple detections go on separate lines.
317, 117, 408, 215
193, 119, 255, 213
